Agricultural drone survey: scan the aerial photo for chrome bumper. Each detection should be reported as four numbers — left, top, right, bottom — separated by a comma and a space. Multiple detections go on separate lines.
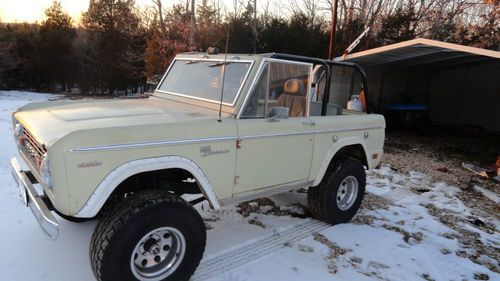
10, 157, 59, 239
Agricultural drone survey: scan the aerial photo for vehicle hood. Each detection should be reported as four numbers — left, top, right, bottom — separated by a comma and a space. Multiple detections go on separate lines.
13, 96, 221, 145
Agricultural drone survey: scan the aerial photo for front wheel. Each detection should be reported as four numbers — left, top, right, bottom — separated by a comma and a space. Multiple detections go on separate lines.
308, 158, 366, 225
90, 190, 206, 281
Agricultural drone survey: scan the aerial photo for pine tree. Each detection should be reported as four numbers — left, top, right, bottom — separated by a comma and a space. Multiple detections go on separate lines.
39, 0, 76, 91
226, 1, 255, 53
0, 24, 21, 88
144, 4, 191, 78
378, 3, 417, 45
196, 0, 223, 51
82, 0, 145, 94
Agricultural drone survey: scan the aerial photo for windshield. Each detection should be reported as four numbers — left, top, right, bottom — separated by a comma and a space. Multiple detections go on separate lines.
157, 59, 252, 105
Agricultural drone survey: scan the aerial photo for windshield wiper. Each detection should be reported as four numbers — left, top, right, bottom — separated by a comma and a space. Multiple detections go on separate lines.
209, 61, 232, 67
185, 60, 201, 65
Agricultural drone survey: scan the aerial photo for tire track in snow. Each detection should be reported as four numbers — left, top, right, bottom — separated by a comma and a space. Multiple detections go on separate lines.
381, 188, 415, 203
192, 219, 329, 280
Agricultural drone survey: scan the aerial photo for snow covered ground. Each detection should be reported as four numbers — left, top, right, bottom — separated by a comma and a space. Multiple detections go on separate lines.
0, 91, 498, 281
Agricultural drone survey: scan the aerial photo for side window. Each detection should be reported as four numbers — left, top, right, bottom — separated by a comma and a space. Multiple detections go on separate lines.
329, 65, 366, 115
241, 63, 269, 118
241, 61, 311, 118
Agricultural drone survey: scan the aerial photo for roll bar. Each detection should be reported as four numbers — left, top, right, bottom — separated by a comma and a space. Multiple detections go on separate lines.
270, 53, 370, 114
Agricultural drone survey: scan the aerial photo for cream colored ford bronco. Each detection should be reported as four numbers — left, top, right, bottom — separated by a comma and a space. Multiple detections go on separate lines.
10, 52, 384, 281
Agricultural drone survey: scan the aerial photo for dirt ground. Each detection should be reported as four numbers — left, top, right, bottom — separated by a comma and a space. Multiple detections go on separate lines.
384, 127, 499, 184
383, 128, 500, 272
383, 128, 500, 212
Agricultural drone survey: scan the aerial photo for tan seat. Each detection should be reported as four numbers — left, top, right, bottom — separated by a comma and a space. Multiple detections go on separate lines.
276, 79, 306, 117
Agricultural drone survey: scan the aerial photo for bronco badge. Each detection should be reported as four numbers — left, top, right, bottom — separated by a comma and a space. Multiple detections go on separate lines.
200, 146, 230, 157
77, 161, 103, 168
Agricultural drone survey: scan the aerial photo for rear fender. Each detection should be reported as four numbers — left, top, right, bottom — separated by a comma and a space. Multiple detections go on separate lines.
312, 137, 368, 187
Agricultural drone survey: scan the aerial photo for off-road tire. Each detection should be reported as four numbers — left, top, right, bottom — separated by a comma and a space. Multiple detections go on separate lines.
90, 190, 206, 281
308, 158, 366, 224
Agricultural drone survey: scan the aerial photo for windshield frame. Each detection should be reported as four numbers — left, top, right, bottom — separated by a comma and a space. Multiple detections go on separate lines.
155, 57, 255, 107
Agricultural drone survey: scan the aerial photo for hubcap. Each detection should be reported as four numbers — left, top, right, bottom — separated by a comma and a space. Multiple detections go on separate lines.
130, 227, 186, 281
336, 176, 359, 211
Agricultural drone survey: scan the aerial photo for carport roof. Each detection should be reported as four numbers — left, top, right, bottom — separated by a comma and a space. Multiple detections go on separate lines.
335, 38, 500, 69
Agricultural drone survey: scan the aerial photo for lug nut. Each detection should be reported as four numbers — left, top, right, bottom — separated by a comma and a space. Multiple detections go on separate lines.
141, 259, 147, 267
163, 245, 170, 251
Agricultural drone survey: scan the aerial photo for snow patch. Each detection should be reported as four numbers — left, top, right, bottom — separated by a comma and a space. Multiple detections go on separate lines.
0, 91, 498, 281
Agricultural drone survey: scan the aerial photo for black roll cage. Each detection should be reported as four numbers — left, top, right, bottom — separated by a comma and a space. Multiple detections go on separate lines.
270, 53, 370, 114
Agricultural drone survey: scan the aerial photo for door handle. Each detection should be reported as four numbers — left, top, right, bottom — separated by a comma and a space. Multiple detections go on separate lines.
302, 120, 316, 126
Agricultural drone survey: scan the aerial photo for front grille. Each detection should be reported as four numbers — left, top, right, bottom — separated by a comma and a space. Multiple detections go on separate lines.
20, 127, 46, 169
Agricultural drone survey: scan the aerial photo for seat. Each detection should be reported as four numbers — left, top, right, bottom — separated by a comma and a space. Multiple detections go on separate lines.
275, 79, 306, 117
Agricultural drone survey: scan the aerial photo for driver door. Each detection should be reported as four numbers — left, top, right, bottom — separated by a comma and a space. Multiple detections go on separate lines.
233, 59, 315, 195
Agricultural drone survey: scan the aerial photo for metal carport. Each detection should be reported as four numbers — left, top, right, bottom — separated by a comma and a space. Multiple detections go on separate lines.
335, 38, 500, 132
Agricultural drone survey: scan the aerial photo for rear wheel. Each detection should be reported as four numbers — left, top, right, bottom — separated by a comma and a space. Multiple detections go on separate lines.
308, 158, 366, 224
90, 190, 206, 281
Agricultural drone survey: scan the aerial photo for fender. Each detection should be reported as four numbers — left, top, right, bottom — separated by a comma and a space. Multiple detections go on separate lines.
74, 156, 221, 218
311, 137, 369, 187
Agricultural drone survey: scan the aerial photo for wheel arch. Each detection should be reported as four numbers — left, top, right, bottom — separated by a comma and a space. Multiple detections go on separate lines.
74, 156, 221, 218
312, 138, 369, 187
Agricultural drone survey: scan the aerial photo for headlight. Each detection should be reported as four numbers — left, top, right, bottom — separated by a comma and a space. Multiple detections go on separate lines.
40, 153, 53, 190
14, 123, 22, 137
14, 123, 23, 148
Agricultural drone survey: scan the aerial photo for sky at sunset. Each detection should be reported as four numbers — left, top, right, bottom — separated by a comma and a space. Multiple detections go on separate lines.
0, 0, 255, 24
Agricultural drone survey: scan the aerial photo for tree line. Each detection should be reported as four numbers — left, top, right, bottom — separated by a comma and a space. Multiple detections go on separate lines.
0, 0, 498, 95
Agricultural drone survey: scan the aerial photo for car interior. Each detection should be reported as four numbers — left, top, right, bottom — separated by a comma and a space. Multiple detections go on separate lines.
275, 79, 306, 117
241, 60, 366, 119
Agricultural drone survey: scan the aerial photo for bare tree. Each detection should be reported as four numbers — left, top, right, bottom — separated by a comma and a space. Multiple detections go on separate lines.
212, 0, 223, 24
289, 0, 321, 25
190, 0, 195, 50
151, 0, 165, 32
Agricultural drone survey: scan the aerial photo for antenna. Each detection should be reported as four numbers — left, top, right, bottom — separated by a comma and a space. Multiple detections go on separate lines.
217, 23, 230, 122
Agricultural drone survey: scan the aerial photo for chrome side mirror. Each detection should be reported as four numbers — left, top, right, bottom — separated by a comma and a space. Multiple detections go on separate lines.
266, 107, 289, 122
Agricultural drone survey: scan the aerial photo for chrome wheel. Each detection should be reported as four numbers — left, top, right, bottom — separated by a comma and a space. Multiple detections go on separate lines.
130, 227, 186, 281
336, 176, 359, 211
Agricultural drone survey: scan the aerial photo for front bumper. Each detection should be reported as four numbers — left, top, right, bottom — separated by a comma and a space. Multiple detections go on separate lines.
10, 157, 59, 239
